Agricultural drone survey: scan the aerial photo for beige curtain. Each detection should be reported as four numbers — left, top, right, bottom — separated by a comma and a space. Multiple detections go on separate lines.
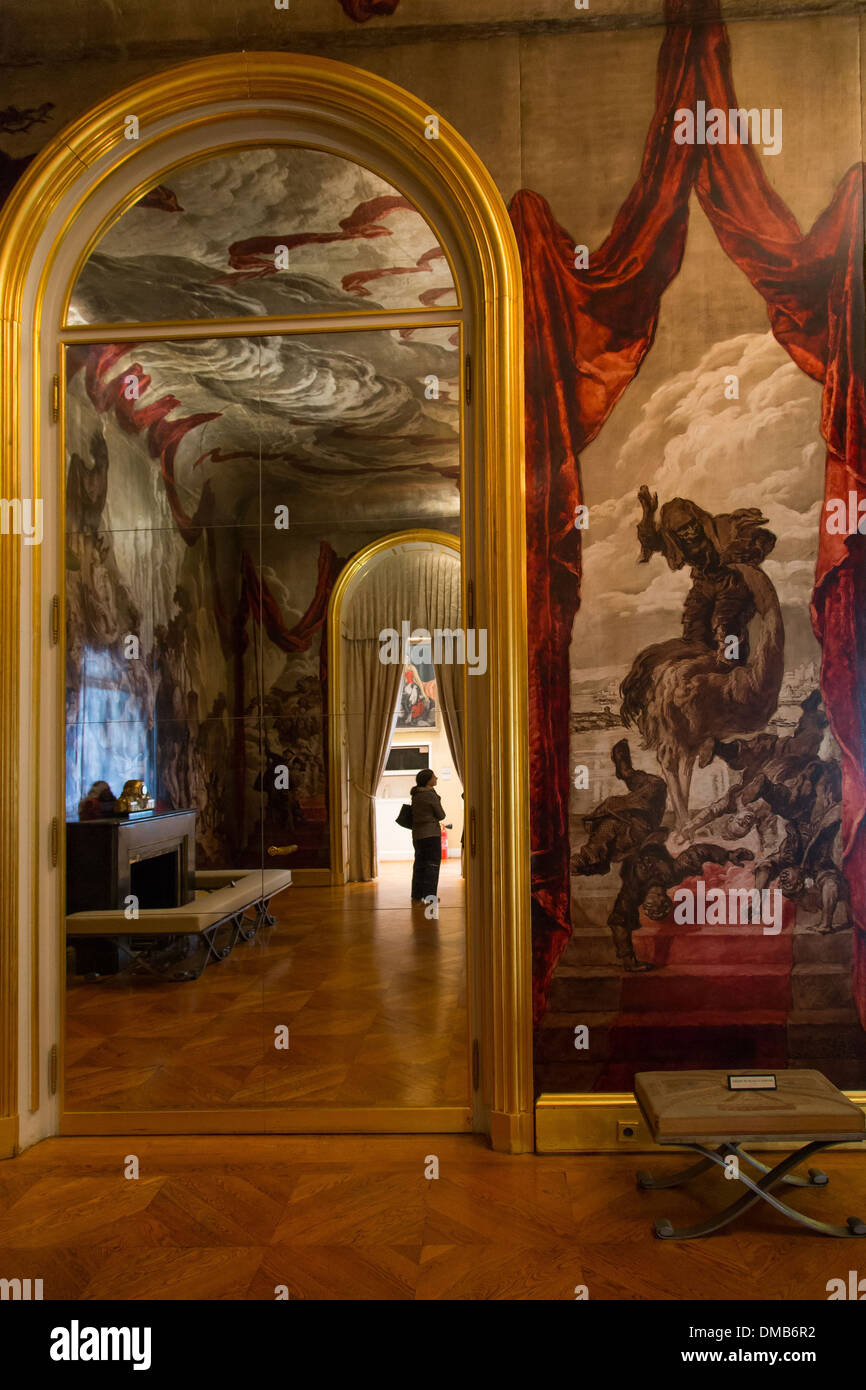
344, 639, 402, 882
430, 564, 464, 788
341, 541, 461, 882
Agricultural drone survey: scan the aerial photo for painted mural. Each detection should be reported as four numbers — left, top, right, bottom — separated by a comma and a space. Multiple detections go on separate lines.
520, 2, 866, 1094
2, 0, 859, 1094
68, 146, 456, 324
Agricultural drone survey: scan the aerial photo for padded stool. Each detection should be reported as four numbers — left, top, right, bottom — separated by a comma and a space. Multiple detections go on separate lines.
634, 1069, 866, 1239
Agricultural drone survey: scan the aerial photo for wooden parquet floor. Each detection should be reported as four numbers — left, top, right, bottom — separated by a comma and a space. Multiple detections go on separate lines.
64, 862, 468, 1111
2, 1136, 865, 1299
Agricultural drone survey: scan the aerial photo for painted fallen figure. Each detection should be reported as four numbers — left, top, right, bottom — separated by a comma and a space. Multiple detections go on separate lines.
570, 738, 753, 969
748, 764, 848, 934
681, 699, 826, 862
608, 839, 755, 970
570, 738, 667, 877
681, 692, 848, 933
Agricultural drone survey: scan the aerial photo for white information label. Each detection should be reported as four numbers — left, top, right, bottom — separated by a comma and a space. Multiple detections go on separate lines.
727, 1074, 777, 1091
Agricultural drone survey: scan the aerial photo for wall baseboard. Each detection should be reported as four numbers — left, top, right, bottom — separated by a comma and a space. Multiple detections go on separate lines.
59, 1106, 473, 1135
489, 1109, 534, 1153
535, 1091, 866, 1154
0, 1114, 19, 1159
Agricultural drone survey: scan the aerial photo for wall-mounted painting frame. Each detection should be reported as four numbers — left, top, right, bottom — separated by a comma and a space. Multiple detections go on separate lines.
395, 646, 439, 731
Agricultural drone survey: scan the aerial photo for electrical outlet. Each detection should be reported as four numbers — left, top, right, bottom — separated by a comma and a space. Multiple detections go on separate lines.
617, 1119, 641, 1143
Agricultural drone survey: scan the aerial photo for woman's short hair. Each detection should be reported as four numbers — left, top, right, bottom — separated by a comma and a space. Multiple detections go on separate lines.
415, 768, 435, 787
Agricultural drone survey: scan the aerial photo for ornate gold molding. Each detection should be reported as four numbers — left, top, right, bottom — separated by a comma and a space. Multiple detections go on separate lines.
0, 51, 532, 1150
0, 313, 20, 1130
536, 1092, 866, 1154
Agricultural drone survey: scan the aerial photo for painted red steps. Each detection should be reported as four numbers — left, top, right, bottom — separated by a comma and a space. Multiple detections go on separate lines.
606, 1008, 788, 1063
535, 1008, 788, 1065
632, 922, 793, 968
550, 961, 792, 1013
621, 962, 792, 1013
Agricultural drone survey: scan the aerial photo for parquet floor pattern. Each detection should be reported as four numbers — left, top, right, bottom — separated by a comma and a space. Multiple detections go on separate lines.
64, 861, 468, 1111
1, 1136, 864, 1300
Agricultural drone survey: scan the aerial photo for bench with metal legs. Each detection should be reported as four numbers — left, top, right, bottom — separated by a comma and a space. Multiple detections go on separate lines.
66, 867, 293, 982
634, 1069, 866, 1240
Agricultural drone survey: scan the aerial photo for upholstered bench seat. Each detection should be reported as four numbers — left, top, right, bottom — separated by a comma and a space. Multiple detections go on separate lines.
66, 868, 293, 981
635, 1068, 866, 1145
195, 868, 292, 898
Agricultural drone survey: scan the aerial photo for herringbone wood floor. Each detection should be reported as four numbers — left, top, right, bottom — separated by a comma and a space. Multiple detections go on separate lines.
1, 1136, 864, 1299
64, 861, 468, 1111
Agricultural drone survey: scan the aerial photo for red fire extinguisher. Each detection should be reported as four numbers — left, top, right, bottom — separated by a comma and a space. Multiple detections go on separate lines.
441, 823, 451, 861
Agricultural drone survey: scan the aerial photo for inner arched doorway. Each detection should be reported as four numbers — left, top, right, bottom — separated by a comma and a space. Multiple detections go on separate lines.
328, 531, 462, 887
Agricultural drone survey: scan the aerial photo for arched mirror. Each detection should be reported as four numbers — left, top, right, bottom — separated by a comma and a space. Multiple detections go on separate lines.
61, 142, 470, 1118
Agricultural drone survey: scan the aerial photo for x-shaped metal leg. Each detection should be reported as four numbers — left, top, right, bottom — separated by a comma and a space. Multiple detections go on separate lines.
641, 1141, 866, 1239
637, 1142, 828, 1192
727, 1141, 828, 1189
259, 896, 278, 927
237, 908, 260, 942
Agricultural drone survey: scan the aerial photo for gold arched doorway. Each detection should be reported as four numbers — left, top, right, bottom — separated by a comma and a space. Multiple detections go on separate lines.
327, 529, 461, 887
0, 52, 533, 1152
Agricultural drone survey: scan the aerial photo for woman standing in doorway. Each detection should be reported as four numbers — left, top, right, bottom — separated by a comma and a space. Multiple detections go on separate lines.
410, 768, 445, 903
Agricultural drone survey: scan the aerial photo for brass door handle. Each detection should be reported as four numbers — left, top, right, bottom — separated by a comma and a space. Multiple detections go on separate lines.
267, 844, 299, 857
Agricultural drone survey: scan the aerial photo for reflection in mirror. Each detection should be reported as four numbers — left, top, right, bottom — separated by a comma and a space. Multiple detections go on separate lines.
66, 146, 458, 325
63, 322, 467, 1113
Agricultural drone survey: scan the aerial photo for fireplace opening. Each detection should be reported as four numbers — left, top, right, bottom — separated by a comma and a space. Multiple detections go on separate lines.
130, 847, 181, 909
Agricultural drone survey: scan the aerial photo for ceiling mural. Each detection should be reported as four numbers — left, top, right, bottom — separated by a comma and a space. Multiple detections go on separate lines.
65, 327, 460, 530
68, 147, 457, 325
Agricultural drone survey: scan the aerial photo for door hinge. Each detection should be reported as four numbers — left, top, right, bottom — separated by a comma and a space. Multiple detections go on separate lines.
48, 1044, 58, 1096
472, 1038, 480, 1091
464, 353, 472, 405
469, 806, 477, 857
49, 817, 59, 867
51, 375, 60, 423
50, 593, 60, 645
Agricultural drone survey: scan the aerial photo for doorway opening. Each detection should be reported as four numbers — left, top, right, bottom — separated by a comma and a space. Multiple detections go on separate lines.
0, 51, 533, 1152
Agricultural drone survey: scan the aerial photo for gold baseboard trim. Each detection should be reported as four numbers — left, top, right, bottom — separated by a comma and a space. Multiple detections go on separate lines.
287, 869, 332, 887
536, 1093, 646, 1153
60, 1106, 473, 1136
536, 1091, 866, 1154
489, 1109, 534, 1153
0, 1114, 19, 1159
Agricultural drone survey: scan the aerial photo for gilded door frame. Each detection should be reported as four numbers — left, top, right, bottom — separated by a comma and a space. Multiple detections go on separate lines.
326, 529, 461, 887
0, 52, 533, 1153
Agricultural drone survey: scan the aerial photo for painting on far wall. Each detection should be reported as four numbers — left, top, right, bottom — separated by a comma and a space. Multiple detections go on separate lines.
395, 643, 438, 730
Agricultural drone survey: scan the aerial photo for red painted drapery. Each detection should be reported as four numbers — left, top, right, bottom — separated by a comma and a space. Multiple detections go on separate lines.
240, 544, 340, 656
510, 0, 866, 1027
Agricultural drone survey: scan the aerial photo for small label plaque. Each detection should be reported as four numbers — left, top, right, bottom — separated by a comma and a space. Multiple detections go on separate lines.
727, 1073, 777, 1091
